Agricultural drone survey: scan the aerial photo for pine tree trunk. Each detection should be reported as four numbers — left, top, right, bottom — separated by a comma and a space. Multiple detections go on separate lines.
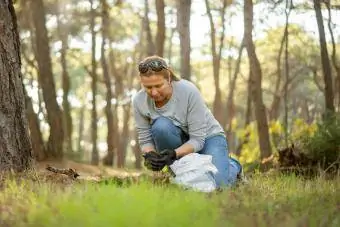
177, 0, 192, 80
313, 0, 335, 114
56, 5, 73, 153
90, 0, 99, 165
101, 0, 115, 167
24, 87, 46, 161
0, 1, 32, 171
29, 0, 64, 159
155, 0, 166, 57
244, 0, 272, 160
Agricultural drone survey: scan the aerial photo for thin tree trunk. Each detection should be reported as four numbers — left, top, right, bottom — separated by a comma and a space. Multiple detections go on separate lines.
225, 39, 244, 131
244, 0, 272, 160
21, 46, 47, 160
0, 0, 32, 171
77, 105, 85, 153
90, 0, 99, 165
204, 0, 227, 124
325, 1, 340, 110
144, 0, 155, 55
29, 0, 64, 159
133, 130, 142, 169
177, 0, 191, 80
283, 0, 291, 148
313, 0, 335, 115
269, 22, 285, 121
155, 0, 165, 57
24, 87, 46, 161
118, 105, 131, 168
225, 39, 244, 154
101, 0, 115, 167
56, 2, 73, 153
235, 71, 252, 156
167, 9, 176, 65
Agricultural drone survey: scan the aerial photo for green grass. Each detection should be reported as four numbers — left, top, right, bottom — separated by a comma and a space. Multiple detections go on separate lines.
1, 173, 339, 227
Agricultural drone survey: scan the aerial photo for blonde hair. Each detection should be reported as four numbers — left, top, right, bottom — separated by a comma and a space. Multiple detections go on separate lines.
138, 55, 180, 81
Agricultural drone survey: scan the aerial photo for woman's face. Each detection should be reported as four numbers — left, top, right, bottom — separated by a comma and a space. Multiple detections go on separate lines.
140, 74, 172, 104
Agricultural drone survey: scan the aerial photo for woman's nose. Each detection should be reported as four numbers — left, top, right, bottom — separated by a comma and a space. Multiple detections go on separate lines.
151, 88, 158, 96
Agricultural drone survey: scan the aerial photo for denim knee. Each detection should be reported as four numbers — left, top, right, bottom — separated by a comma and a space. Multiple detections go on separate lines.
151, 116, 175, 136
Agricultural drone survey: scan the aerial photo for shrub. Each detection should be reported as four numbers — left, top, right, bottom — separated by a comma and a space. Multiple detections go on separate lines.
302, 114, 340, 170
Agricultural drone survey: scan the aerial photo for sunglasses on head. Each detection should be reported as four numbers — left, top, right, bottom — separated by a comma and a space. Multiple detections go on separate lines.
138, 60, 168, 73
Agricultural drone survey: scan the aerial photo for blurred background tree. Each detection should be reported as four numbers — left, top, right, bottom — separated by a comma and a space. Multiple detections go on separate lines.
11, 0, 340, 171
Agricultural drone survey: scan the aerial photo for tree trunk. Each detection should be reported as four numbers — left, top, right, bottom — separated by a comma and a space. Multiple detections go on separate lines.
144, 0, 155, 56
204, 0, 227, 124
90, 0, 99, 165
167, 9, 176, 65
225, 39, 244, 132
225, 42, 244, 154
56, 3, 73, 153
29, 0, 64, 159
313, 0, 335, 114
235, 70, 252, 156
133, 130, 142, 169
155, 0, 166, 57
21, 45, 47, 161
269, 22, 285, 121
24, 87, 46, 161
77, 105, 85, 153
0, 0, 32, 171
325, 1, 340, 110
177, 0, 191, 80
101, 0, 115, 167
117, 105, 131, 168
244, 0, 272, 160
283, 0, 291, 148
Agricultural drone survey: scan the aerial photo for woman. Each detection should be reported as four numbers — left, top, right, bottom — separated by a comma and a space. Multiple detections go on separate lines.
132, 55, 243, 187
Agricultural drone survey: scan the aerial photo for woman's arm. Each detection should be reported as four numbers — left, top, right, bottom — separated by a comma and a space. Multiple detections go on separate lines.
175, 85, 207, 157
132, 96, 155, 153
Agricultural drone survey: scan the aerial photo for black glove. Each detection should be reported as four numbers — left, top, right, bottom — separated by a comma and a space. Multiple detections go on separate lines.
142, 151, 162, 171
149, 149, 177, 171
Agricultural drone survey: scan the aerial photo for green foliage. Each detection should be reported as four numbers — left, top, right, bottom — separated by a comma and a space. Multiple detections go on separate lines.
0, 179, 219, 227
1, 174, 340, 226
236, 118, 318, 168
301, 114, 340, 169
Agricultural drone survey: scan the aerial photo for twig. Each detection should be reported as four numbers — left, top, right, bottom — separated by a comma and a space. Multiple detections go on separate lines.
46, 165, 80, 179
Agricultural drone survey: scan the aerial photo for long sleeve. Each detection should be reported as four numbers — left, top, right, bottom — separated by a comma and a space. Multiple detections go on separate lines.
132, 96, 155, 151
184, 86, 207, 152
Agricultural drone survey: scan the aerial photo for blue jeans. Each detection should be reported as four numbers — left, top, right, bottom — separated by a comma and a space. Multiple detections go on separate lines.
151, 116, 241, 187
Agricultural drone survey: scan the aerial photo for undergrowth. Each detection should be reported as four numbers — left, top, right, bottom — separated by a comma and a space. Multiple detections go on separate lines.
0, 172, 339, 227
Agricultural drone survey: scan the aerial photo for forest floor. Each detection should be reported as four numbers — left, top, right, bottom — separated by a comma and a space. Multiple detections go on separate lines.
0, 160, 339, 227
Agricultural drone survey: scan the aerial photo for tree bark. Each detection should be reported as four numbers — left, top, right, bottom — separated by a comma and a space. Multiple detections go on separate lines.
24, 87, 46, 161
313, 0, 335, 114
177, 0, 192, 80
144, 0, 155, 56
325, 1, 340, 110
101, 0, 115, 167
29, 0, 64, 159
244, 0, 272, 160
117, 105, 131, 168
155, 0, 165, 57
90, 0, 99, 165
0, 0, 32, 171
204, 0, 228, 124
235, 70, 252, 156
225, 39, 244, 131
56, 2, 73, 153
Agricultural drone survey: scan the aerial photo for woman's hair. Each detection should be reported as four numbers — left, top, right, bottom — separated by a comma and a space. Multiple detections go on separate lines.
138, 55, 180, 81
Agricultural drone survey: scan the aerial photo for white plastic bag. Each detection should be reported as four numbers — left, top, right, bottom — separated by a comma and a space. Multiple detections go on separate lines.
169, 153, 218, 193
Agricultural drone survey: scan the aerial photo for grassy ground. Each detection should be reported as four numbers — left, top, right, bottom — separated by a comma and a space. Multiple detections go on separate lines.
0, 169, 339, 227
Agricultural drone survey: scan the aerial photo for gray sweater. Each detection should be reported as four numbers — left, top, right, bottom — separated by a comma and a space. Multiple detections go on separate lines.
132, 79, 225, 152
